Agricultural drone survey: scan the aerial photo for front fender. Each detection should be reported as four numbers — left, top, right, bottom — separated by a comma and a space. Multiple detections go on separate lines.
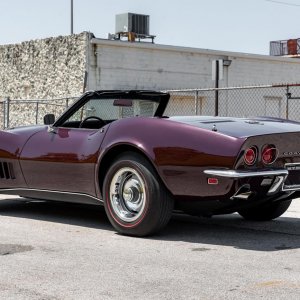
0, 126, 46, 189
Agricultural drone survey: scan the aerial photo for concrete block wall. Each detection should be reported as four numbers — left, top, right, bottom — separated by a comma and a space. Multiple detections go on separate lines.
88, 40, 215, 91
227, 57, 300, 86
89, 39, 300, 91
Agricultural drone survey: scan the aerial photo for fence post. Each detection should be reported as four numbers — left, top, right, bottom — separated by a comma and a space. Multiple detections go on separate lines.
3, 99, 6, 129
286, 85, 290, 119
35, 101, 39, 124
6, 97, 10, 128
194, 91, 199, 115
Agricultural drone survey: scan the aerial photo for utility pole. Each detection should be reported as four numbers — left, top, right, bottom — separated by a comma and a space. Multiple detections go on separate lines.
71, 0, 74, 34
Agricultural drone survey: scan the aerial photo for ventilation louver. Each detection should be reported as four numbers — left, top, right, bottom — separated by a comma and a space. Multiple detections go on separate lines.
0, 162, 16, 179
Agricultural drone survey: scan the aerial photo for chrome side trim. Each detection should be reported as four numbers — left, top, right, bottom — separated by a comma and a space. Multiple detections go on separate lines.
0, 188, 103, 203
204, 169, 289, 178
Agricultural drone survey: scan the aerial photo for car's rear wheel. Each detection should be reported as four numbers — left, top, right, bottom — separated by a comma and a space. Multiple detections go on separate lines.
103, 152, 174, 236
238, 199, 292, 221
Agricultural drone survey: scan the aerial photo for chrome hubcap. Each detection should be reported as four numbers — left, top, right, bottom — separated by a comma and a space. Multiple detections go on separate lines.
109, 167, 146, 222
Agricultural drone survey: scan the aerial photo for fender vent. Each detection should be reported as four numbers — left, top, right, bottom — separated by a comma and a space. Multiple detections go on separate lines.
0, 162, 16, 179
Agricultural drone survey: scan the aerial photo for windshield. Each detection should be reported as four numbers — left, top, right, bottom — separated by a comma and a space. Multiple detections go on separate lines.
61, 97, 159, 129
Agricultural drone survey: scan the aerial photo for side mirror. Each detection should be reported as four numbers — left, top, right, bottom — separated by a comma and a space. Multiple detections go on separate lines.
44, 114, 55, 125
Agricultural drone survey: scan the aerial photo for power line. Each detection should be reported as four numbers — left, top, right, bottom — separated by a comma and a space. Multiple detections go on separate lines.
265, 0, 300, 7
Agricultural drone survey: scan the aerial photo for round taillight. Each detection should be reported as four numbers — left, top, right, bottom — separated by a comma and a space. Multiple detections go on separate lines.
262, 145, 278, 165
244, 147, 257, 165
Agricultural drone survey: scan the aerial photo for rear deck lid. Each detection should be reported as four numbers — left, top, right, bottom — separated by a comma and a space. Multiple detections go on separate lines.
169, 116, 300, 138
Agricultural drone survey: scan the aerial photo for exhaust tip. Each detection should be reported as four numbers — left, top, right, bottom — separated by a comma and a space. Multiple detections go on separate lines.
231, 184, 253, 200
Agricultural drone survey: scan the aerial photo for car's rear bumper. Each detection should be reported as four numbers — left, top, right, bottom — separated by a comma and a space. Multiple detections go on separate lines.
204, 169, 288, 179
204, 168, 300, 194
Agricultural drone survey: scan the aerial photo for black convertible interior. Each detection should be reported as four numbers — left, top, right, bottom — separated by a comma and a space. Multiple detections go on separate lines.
63, 118, 117, 129
62, 117, 110, 129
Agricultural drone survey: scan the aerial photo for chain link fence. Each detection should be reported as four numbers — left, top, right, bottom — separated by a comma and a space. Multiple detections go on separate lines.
0, 97, 78, 129
166, 84, 300, 120
1, 84, 300, 129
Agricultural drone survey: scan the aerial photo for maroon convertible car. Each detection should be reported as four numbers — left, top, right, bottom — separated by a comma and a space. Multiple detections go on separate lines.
0, 90, 299, 236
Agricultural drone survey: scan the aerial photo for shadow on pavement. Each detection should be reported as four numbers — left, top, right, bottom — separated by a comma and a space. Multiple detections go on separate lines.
0, 198, 299, 252
0, 198, 111, 230
159, 213, 300, 252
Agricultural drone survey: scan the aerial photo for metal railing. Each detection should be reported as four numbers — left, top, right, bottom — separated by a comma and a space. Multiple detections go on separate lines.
1, 84, 300, 129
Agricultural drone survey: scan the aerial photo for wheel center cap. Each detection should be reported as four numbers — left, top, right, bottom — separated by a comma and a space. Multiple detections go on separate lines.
123, 188, 134, 202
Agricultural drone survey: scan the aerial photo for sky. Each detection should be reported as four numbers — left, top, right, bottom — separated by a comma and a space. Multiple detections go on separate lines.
0, 0, 300, 55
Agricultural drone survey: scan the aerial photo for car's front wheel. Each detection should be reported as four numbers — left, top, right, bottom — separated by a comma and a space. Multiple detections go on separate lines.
238, 199, 292, 221
103, 152, 174, 236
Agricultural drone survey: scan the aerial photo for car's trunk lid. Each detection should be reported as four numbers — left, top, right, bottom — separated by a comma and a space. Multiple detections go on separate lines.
169, 116, 300, 138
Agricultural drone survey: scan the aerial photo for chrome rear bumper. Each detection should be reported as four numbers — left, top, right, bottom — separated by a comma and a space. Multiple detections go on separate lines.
204, 168, 300, 193
204, 169, 289, 178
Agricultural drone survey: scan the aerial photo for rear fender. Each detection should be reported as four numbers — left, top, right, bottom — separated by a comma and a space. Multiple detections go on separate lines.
97, 118, 245, 199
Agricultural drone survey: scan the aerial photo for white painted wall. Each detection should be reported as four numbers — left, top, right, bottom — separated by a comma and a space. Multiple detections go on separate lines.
88, 38, 300, 91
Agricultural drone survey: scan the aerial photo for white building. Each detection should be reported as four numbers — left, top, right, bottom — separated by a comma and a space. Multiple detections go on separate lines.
87, 37, 300, 91
1, 32, 300, 127
1, 32, 300, 99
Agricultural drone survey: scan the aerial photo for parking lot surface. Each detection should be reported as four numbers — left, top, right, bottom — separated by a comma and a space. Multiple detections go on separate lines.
0, 194, 299, 300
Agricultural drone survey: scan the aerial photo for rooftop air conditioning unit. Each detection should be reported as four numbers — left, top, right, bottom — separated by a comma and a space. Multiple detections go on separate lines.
115, 13, 150, 35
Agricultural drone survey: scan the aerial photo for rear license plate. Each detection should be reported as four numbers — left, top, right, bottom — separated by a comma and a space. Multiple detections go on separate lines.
283, 163, 300, 190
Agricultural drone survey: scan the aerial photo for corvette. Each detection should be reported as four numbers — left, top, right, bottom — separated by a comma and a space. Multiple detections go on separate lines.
283, 151, 300, 156
0, 90, 300, 236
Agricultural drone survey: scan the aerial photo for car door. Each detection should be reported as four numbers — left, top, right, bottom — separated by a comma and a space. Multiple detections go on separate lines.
19, 125, 106, 196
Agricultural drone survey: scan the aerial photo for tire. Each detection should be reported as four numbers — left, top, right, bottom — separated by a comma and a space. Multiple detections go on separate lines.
238, 199, 292, 221
103, 152, 174, 236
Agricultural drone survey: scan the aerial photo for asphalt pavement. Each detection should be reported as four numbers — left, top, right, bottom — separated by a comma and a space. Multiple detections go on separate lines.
0, 194, 299, 300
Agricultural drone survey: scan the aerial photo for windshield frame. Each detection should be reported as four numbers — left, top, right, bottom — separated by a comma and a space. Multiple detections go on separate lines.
53, 90, 170, 128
